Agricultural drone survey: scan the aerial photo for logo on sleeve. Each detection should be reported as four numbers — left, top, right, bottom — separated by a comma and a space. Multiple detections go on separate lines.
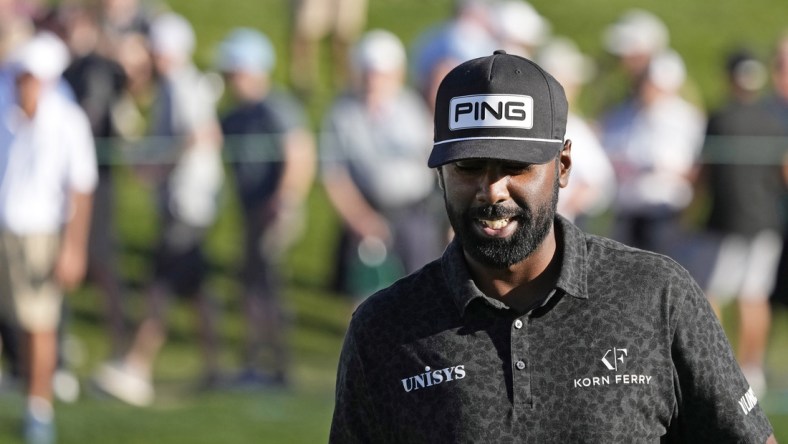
738, 387, 759, 415
401, 365, 466, 393
449, 94, 534, 130
572, 347, 653, 388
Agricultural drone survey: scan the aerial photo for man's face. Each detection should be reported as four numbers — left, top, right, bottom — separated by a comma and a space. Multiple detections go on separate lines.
440, 149, 569, 268
15, 72, 43, 115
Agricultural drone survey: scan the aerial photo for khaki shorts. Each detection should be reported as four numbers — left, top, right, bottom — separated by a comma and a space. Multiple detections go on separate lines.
0, 232, 62, 332
292, 0, 367, 41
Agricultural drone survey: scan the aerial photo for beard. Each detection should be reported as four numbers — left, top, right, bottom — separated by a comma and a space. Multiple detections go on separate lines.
445, 174, 559, 269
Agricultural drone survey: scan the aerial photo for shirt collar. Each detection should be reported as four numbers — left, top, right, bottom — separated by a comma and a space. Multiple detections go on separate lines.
442, 215, 589, 317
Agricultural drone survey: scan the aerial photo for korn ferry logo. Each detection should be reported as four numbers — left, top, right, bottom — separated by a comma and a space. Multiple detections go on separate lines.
449, 94, 534, 130
601, 347, 627, 371
572, 347, 653, 389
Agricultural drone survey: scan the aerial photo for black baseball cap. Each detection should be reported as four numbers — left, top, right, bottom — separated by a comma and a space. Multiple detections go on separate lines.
428, 50, 568, 168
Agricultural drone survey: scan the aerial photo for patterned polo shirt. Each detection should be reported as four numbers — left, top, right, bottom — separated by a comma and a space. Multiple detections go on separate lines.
330, 216, 773, 443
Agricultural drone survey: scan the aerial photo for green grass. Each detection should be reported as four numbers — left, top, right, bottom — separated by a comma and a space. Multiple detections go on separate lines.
3, 0, 788, 442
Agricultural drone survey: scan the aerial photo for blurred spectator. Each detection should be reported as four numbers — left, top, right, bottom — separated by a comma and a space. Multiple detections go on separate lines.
536, 37, 615, 225
61, 3, 129, 360
593, 9, 671, 115
288, 0, 367, 97
321, 29, 444, 300
700, 48, 786, 397
216, 27, 316, 387
491, 0, 550, 59
0, 0, 34, 61
93, 11, 224, 406
99, 0, 151, 43
599, 50, 706, 258
0, 0, 32, 395
411, 0, 497, 107
110, 30, 155, 139
603, 9, 669, 83
763, 34, 788, 310
0, 31, 97, 444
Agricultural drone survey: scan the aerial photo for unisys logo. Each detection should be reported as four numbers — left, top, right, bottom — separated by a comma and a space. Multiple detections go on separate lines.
401, 365, 466, 393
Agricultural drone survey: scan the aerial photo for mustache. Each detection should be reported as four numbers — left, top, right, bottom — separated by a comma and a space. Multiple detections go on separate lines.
467, 204, 526, 220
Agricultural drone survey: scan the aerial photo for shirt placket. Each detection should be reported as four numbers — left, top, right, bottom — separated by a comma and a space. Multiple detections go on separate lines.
511, 315, 533, 409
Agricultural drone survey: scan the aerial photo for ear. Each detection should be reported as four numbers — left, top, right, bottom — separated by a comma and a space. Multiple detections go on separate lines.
558, 139, 572, 188
436, 167, 445, 190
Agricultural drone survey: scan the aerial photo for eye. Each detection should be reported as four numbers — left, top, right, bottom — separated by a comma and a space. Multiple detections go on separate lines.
501, 161, 533, 174
454, 160, 485, 171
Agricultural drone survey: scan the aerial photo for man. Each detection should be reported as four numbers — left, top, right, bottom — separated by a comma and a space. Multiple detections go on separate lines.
330, 50, 776, 442
92, 12, 224, 406
701, 49, 786, 397
599, 50, 706, 261
764, 35, 788, 314
216, 27, 315, 387
321, 29, 444, 300
0, 32, 97, 444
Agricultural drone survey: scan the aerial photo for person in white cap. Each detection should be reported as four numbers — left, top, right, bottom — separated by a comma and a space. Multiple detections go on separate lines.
216, 27, 316, 388
321, 29, 445, 301
92, 11, 224, 406
603, 8, 669, 82
599, 50, 706, 267
594, 9, 672, 116
0, 31, 97, 444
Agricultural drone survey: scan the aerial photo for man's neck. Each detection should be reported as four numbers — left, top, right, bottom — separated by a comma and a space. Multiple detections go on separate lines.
464, 226, 560, 312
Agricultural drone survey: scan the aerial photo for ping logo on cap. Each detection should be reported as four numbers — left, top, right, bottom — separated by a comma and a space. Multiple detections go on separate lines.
449, 94, 534, 131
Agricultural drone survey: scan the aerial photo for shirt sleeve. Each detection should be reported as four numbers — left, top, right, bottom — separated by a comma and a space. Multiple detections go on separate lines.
65, 104, 99, 194
669, 274, 773, 441
330, 319, 385, 443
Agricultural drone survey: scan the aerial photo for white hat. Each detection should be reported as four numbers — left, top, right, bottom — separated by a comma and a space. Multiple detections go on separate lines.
603, 9, 669, 57
536, 37, 595, 86
10, 31, 69, 80
494, 1, 551, 48
216, 28, 275, 74
150, 12, 195, 57
351, 29, 406, 73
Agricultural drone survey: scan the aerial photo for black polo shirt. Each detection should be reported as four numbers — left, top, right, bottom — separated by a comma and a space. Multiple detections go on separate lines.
330, 216, 773, 443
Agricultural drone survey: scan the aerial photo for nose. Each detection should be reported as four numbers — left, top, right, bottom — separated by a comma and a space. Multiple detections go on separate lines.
476, 164, 510, 205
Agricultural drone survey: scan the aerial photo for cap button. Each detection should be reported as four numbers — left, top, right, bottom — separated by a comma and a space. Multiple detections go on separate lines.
493, 49, 507, 55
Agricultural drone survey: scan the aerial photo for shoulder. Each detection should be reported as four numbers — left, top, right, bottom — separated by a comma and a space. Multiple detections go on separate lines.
584, 233, 696, 288
348, 259, 450, 339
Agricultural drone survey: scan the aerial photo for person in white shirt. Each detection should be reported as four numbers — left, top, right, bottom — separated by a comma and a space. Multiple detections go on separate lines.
599, 50, 706, 256
0, 32, 97, 444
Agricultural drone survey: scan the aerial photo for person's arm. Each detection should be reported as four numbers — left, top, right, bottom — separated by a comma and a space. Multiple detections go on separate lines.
262, 128, 317, 253
55, 190, 93, 291
330, 320, 384, 443
669, 272, 775, 441
322, 167, 391, 242
278, 128, 316, 206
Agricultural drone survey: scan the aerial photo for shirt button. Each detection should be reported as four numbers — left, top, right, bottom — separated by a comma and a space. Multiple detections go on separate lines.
515, 360, 526, 370
514, 319, 523, 329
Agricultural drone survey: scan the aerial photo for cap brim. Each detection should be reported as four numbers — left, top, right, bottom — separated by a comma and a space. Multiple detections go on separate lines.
428, 138, 562, 168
